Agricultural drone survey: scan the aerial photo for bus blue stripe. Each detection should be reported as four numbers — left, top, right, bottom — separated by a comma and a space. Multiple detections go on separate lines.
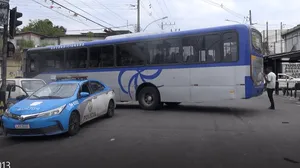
40, 63, 248, 74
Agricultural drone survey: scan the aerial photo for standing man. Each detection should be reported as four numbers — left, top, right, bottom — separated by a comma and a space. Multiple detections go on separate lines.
264, 67, 276, 110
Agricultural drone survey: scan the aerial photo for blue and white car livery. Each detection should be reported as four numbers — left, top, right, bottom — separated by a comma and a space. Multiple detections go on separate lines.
2, 76, 116, 136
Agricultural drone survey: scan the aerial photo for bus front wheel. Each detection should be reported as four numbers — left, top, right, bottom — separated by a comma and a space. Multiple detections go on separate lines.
138, 86, 161, 110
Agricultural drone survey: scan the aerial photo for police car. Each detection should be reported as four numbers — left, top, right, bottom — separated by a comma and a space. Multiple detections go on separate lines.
2, 76, 116, 137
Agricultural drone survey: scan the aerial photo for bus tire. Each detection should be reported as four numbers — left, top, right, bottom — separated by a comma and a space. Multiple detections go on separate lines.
138, 86, 161, 110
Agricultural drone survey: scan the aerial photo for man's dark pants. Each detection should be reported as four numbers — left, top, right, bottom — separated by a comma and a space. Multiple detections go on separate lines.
267, 88, 275, 109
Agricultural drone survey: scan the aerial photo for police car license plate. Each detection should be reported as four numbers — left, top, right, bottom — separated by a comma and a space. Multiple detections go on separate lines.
15, 124, 30, 129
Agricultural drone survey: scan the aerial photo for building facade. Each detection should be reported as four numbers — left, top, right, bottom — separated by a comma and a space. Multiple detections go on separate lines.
282, 25, 300, 52
261, 29, 287, 54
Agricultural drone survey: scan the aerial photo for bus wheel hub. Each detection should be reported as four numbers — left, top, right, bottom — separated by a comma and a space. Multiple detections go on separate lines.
145, 94, 153, 104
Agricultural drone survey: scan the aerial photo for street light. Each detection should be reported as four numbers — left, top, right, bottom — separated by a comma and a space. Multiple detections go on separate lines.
143, 16, 168, 32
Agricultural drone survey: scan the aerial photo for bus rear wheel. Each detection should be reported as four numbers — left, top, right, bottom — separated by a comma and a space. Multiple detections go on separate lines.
138, 86, 161, 110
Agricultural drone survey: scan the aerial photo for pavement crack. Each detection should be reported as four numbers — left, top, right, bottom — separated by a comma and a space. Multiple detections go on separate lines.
213, 117, 219, 132
284, 157, 299, 164
234, 113, 254, 132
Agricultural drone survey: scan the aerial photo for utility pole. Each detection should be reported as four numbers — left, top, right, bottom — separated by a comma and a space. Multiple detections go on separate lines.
0, 0, 10, 116
249, 10, 252, 25
137, 0, 140, 32
161, 22, 175, 30
280, 22, 283, 53
266, 21, 269, 55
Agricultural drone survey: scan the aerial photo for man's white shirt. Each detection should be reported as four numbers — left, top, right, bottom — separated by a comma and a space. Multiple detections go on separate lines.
266, 72, 276, 89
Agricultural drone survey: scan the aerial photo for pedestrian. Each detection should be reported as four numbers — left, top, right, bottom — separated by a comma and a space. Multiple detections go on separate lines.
264, 67, 276, 110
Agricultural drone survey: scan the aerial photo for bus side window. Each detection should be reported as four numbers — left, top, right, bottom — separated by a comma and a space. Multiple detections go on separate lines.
90, 45, 114, 68
204, 34, 221, 63
182, 36, 204, 63
116, 43, 146, 67
43, 50, 64, 71
223, 32, 238, 62
163, 38, 181, 64
147, 40, 163, 65
66, 48, 88, 69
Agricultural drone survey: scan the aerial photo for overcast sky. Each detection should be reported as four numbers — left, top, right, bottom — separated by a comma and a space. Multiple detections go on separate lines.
9, 0, 300, 34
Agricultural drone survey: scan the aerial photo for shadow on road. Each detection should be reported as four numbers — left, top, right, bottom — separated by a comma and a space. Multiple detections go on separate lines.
3, 115, 109, 142
116, 104, 260, 117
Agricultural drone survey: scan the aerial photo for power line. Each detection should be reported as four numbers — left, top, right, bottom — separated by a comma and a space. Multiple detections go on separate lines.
49, 0, 109, 28
162, 0, 172, 17
32, 0, 90, 27
61, 0, 115, 27
200, 0, 246, 20
154, 0, 175, 29
140, 1, 161, 29
93, 0, 127, 22
67, 24, 135, 32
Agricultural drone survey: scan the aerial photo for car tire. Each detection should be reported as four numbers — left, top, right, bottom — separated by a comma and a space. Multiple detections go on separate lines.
106, 100, 115, 118
138, 86, 161, 110
165, 102, 181, 107
67, 111, 80, 136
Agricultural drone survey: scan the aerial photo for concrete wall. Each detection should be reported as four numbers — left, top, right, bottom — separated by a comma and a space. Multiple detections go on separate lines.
9, 33, 41, 49
284, 31, 300, 52
0, 58, 22, 79
261, 29, 286, 54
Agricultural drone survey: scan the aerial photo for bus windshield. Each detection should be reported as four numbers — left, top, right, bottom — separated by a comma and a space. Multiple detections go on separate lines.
252, 30, 263, 54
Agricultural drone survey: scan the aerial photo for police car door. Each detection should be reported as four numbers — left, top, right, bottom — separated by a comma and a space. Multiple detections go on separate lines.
89, 81, 108, 115
78, 82, 97, 123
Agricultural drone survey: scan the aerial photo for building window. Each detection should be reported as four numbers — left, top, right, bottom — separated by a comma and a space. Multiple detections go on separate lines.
89, 45, 114, 68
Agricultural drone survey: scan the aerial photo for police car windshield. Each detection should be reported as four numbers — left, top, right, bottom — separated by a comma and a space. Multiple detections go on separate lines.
21, 80, 45, 93
29, 83, 78, 99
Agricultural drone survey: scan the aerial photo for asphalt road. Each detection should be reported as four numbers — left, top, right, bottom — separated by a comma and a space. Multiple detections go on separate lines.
0, 94, 300, 168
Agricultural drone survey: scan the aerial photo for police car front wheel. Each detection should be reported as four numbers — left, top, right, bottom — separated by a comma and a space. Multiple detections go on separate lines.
68, 111, 80, 136
106, 100, 115, 118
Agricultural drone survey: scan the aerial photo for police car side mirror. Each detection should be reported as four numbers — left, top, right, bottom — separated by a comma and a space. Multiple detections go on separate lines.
80, 92, 90, 97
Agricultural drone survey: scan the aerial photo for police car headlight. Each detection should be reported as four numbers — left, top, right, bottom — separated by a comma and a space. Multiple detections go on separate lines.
3, 109, 12, 118
37, 104, 66, 118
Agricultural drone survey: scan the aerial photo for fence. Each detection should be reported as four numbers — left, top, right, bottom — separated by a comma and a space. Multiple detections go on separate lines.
281, 81, 300, 100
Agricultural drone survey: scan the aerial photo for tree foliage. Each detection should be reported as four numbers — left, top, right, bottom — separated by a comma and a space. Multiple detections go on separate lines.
39, 42, 55, 47
19, 40, 35, 50
21, 19, 67, 36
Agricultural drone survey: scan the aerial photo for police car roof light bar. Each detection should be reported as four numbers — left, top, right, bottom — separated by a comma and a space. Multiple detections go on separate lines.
56, 75, 88, 81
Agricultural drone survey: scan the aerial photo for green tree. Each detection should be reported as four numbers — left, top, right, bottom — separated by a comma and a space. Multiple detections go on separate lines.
19, 39, 35, 50
21, 19, 67, 36
87, 31, 94, 41
40, 42, 55, 47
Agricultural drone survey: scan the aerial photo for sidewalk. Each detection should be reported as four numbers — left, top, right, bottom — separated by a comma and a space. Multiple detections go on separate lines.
274, 89, 300, 105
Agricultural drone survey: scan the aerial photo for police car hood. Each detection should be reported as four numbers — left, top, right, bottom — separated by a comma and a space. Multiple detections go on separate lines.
10, 98, 74, 115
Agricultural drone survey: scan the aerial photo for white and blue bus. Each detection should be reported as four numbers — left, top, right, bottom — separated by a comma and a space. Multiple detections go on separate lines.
23, 24, 264, 110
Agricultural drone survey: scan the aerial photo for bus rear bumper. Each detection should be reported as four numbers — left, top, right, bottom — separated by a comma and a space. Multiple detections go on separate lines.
245, 76, 264, 99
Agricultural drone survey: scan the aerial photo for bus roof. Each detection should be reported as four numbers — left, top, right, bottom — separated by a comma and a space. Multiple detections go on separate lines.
27, 24, 252, 52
